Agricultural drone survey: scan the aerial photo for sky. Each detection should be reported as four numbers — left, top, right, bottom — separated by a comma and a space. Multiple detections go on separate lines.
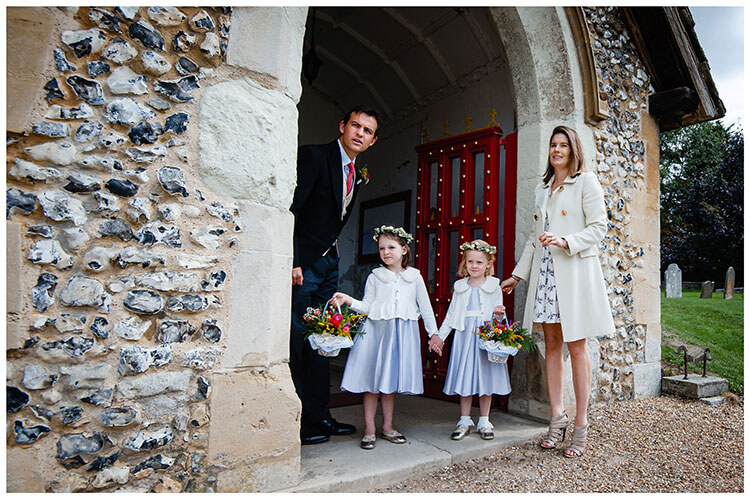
689, 6, 744, 128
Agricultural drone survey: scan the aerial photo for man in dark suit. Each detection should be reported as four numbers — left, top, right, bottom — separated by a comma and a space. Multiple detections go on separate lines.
290, 106, 380, 445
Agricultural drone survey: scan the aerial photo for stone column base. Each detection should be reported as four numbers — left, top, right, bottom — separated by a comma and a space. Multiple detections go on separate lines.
209, 365, 301, 492
633, 361, 662, 398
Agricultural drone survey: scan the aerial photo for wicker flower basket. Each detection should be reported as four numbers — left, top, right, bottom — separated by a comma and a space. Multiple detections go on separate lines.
308, 333, 354, 358
479, 340, 519, 364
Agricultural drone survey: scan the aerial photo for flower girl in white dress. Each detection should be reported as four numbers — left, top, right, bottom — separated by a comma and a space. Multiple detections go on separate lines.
330, 226, 438, 450
428, 240, 510, 440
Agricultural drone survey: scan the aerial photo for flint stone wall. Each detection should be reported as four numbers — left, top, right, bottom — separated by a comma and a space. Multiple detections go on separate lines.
6, 6, 303, 493
583, 6, 662, 402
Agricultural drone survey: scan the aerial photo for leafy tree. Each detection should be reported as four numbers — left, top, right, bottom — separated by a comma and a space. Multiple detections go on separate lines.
660, 121, 744, 286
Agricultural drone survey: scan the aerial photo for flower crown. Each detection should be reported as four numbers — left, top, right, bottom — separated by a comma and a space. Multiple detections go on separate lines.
372, 225, 413, 244
460, 241, 497, 254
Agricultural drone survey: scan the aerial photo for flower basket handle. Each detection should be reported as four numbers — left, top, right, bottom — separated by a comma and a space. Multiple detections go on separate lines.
500, 314, 510, 328
322, 299, 342, 317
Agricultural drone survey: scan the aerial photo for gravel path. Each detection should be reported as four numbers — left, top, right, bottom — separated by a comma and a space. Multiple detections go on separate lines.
375, 395, 743, 493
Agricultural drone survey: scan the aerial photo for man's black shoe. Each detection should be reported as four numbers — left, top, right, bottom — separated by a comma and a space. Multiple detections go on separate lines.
300, 426, 330, 445
320, 418, 356, 436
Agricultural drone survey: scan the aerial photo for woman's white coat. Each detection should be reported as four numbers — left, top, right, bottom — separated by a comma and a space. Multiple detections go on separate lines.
512, 171, 615, 342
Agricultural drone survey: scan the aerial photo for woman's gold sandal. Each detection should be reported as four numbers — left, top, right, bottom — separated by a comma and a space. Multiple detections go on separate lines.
563, 423, 588, 458
540, 412, 569, 449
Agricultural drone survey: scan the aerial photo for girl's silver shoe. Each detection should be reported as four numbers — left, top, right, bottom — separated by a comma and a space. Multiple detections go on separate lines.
450, 424, 471, 440
360, 434, 376, 450
478, 427, 494, 440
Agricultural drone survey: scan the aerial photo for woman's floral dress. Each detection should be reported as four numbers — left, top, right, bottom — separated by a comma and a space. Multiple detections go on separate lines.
533, 190, 561, 323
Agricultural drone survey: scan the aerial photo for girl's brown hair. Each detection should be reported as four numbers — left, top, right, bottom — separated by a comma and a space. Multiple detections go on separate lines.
542, 125, 586, 185
377, 234, 412, 268
457, 240, 496, 277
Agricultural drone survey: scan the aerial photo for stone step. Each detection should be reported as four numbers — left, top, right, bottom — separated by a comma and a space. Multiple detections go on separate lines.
277, 393, 547, 493
699, 395, 726, 406
661, 374, 729, 399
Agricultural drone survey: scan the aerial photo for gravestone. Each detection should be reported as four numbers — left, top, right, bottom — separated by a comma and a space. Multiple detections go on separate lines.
665, 263, 682, 298
700, 280, 714, 299
724, 267, 735, 300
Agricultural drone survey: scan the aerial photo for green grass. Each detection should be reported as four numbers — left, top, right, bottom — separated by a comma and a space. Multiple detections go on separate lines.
661, 290, 744, 394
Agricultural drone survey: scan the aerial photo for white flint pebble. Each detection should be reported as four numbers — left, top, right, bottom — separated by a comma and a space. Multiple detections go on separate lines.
106, 66, 148, 95
53, 314, 88, 334
28, 239, 74, 269
182, 205, 201, 218
92, 466, 130, 488
82, 246, 119, 273
135, 271, 199, 292
126, 197, 152, 223
177, 254, 219, 269
198, 67, 217, 79
38, 190, 88, 225
105, 98, 155, 125
10, 159, 64, 184
158, 203, 181, 221
122, 169, 150, 184
45, 103, 95, 120
141, 51, 171, 75
190, 226, 224, 249
41, 389, 63, 404
59, 275, 112, 312
98, 132, 127, 150
102, 38, 138, 65
59, 228, 90, 251
25, 142, 78, 165
61, 29, 106, 54
115, 6, 139, 20
147, 6, 186, 26
85, 191, 121, 214
114, 316, 152, 341
109, 274, 136, 293
200, 32, 220, 57
22, 365, 58, 390
78, 155, 123, 172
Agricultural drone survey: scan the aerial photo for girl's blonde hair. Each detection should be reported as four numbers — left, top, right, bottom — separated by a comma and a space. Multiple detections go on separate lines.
457, 239, 496, 277
542, 125, 586, 185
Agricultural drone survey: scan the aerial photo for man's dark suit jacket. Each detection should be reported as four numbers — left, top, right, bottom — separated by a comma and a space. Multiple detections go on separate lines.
290, 139, 361, 268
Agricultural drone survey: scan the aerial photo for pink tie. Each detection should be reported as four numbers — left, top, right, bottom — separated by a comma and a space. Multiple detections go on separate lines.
346, 162, 355, 194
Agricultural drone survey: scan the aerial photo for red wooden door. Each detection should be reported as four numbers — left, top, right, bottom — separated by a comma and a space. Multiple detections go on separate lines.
414, 127, 517, 409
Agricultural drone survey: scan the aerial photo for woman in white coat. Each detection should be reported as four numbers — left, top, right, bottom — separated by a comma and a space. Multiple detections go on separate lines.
500, 125, 614, 458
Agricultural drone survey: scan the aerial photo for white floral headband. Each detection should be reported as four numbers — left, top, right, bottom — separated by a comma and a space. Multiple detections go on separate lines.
460, 241, 497, 254
373, 225, 413, 244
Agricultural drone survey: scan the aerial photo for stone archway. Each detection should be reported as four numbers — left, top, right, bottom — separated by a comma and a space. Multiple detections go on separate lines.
485, 7, 600, 421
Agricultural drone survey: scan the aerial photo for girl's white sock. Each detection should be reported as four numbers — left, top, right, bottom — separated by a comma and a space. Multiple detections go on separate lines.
477, 416, 493, 430
458, 416, 475, 427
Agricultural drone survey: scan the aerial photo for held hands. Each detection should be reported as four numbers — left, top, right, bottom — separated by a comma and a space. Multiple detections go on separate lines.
500, 277, 519, 294
292, 267, 304, 286
329, 292, 352, 307
539, 231, 569, 249
428, 335, 444, 356
493, 305, 506, 316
